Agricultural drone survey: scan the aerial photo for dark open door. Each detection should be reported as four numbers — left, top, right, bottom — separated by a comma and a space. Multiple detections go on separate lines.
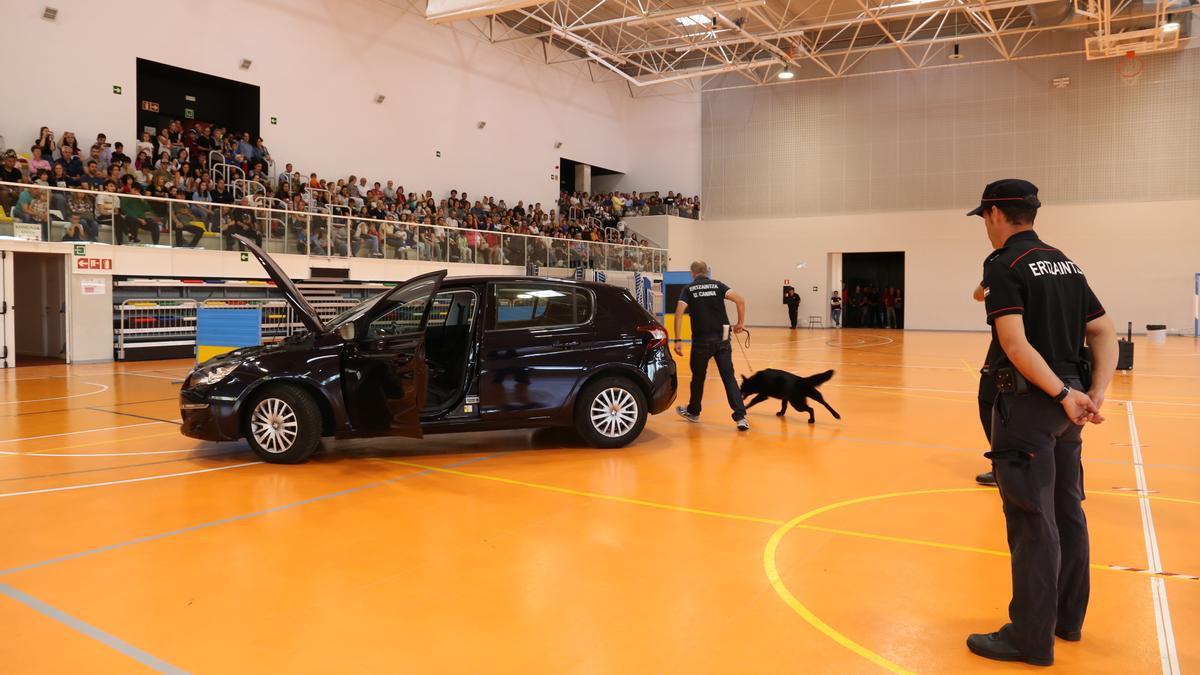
341, 272, 446, 437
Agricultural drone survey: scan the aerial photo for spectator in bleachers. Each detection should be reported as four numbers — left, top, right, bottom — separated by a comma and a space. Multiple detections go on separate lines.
59, 147, 84, 178
118, 187, 163, 245
136, 131, 154, 159
110, 142, 131, 167
66, 189, 100, 241
34, 127, 56, 159
28, 145, 51, 175
62, 213, 89, 242
58, 131, 79, 160
170, 201, 205, 248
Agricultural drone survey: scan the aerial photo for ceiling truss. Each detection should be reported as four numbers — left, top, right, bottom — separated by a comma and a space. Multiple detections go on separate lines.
452, 0, 1195, 92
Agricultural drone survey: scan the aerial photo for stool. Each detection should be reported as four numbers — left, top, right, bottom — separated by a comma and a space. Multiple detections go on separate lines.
807, 315, 823, 329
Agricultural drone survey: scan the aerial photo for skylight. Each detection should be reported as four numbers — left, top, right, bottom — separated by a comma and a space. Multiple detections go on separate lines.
675, 14, 712, 27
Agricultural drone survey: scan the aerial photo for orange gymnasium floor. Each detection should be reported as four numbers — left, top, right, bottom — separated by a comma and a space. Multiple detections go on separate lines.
0, 330, 1195, 674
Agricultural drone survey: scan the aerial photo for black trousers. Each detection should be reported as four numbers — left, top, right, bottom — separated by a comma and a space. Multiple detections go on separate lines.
787, 306, 798, 328
686, 336, 747, 421
978, 371, 997, 442
987, 377, 1089, 663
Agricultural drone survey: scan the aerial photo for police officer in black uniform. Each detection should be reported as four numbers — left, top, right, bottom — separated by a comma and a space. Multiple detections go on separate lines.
965, 179, 1118, 666
784, 286, 801, 329
673, 261, 750, 431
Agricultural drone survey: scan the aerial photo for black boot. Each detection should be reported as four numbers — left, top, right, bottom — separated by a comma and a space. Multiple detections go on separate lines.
967, 628, 1052, 666
975, 471, 997, 486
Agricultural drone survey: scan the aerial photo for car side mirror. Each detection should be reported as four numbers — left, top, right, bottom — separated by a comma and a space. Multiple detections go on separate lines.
338, 323, 356, 341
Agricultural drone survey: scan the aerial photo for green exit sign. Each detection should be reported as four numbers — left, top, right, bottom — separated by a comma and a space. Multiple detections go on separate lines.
74, 244, 86, 256
184, 108, 195, 119
240, 252, 249, 262
270, 117, 277, 125
112, 85, 122, 95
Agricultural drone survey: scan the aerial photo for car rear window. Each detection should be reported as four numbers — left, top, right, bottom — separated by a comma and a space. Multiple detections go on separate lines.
493, 285, 592, 329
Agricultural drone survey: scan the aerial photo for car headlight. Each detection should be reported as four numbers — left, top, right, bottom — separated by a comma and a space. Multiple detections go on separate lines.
192, 362, 239, 386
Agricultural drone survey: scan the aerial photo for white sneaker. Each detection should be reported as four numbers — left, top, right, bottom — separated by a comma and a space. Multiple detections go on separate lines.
676, 406, 700, 423
736, 418, 750, 432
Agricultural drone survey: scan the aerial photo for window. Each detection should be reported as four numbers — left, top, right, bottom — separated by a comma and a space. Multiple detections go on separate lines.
365, 277, 439, 338
426, 290, 477, 329
493, 285, 592, 329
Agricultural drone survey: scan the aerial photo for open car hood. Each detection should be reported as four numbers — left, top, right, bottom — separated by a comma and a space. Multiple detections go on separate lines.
233, 234, 325, 333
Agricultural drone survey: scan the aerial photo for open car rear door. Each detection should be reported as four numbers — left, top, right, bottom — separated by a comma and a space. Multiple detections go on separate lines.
233, 234, 324, 333
341, 271, 447, 437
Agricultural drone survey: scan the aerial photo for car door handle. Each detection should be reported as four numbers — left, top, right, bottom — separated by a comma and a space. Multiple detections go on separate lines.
553, 340, 581, 348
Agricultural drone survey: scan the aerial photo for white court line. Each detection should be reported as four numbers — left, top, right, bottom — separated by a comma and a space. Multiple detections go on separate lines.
1126, 401, 1180, 675
0, 368, 191, 383
0, 382, 109, 404
116, 372, 185, 381
0, 462, 261, 499
0, 421, 169, 445
0, 446, 218, 458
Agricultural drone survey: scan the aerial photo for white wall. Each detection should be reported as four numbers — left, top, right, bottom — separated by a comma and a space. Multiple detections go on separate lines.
0, 0, 701, 205
683, 201, 1200, 334
615, 91, 701, 197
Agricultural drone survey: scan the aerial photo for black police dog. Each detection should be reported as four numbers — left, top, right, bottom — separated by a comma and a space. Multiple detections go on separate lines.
739, 369, 841, 424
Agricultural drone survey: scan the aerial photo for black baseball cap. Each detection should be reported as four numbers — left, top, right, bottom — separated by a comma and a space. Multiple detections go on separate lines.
967, 178, 1041, 216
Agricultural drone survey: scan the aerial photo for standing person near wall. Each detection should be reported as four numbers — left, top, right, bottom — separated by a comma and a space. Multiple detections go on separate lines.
884, 289, 898, 328
830, 291, 842, 328
965, 178, 1117, 666
784, 287, 800, 329
673, 261, 750, 431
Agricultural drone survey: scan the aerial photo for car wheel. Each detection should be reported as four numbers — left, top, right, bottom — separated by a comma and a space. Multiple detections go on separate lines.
243, 385, 322, 464
575, 377, 647, 449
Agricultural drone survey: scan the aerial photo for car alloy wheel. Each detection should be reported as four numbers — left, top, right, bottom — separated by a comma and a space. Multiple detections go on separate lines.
590, 386, 639, 438
250, 397, 299, 454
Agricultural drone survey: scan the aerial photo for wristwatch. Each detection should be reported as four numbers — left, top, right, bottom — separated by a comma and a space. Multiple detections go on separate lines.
1053, 385, 1071, 403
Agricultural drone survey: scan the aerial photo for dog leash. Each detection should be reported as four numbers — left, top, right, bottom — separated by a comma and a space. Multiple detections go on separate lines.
734, 328, 754, 373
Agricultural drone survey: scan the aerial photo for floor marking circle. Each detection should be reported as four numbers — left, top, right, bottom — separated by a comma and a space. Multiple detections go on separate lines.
764, 487, 987, 674
765, 486, 1200, 672
0, 382, 109, 404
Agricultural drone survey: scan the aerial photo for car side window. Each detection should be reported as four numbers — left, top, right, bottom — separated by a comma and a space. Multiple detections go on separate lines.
365, 277, 441, 339
367, 296, 429, 338
493, 285, 591, 330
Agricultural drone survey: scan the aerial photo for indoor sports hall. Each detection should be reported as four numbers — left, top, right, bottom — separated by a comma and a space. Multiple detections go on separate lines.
1, 0, 1197, 673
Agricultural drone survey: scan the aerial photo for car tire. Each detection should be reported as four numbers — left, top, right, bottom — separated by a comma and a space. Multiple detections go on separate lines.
243, 384, 322, 464
575, 377, 647, 449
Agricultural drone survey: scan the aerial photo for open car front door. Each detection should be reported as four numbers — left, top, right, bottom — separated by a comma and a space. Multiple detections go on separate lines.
341, 271, 447, 438
233, 234, 324, 333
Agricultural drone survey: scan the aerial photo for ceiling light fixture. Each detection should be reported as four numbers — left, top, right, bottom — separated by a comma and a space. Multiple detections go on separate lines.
1161, 21, 1180, 32
778, 66, 795, 80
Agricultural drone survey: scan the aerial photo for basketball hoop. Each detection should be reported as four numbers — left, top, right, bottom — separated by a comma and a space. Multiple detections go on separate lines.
1118, 50, 1143, 85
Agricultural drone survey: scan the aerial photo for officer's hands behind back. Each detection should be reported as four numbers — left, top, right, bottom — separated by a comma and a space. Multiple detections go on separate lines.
1061, 388, 1100, 426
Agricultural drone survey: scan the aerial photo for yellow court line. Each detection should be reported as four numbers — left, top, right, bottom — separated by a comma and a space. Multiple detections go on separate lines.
380, 459, 785, 527
384, 461, 1198, 673
1092, 490, 1200, 507
762, 488, 991, 674
387, 459, 1200, 573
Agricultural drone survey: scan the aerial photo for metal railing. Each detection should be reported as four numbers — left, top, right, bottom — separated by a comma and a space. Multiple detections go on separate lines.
0, 181, 667, 273
114, 299, 198, 359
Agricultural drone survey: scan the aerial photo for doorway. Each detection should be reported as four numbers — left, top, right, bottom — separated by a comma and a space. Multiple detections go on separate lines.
136, 59, 261, 145
12, 253, 67, 364
841, 252, 905, 329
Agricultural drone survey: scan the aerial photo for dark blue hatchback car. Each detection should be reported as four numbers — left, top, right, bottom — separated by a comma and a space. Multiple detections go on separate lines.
180, 236, 676, 463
